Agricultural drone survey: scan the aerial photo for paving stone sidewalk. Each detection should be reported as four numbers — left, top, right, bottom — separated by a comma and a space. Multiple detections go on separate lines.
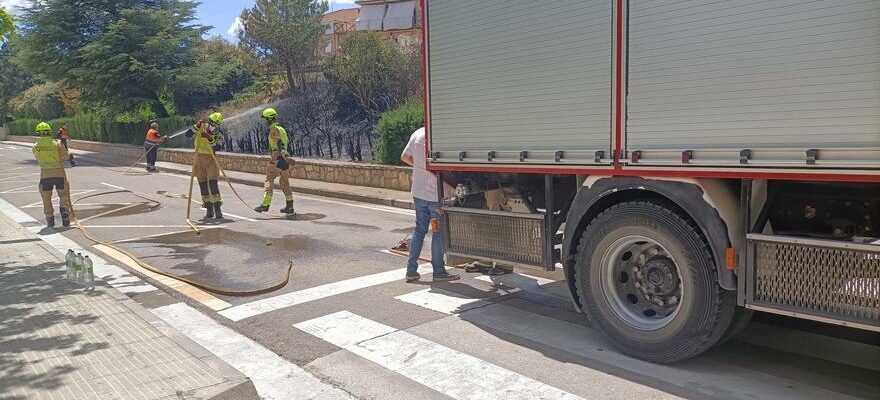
0, 213, 258, 400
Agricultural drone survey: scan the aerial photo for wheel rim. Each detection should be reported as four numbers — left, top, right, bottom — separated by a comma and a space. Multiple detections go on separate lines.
599, 235, 684, 331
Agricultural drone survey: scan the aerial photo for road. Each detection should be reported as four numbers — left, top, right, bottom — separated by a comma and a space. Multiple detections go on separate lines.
1, 143, 878, 400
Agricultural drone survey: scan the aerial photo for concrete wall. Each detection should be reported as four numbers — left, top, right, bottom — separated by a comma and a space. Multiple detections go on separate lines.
7, 136, 413, 192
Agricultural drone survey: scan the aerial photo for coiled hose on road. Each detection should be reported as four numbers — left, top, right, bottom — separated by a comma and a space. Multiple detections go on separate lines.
62, 172, 294, 297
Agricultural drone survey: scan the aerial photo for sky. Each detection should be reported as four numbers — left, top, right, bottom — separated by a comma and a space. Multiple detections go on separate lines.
0, 0, 360, 41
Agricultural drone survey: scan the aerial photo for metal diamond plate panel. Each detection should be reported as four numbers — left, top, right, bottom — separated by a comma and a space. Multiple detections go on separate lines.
444, 208, 546, 267
749, 235, 879, 328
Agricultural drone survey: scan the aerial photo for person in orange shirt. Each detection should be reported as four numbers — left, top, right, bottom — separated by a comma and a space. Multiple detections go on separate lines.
144, 121, 165, 172
56, 122, 75, 167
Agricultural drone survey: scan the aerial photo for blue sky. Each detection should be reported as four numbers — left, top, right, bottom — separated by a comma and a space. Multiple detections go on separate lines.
1, 0, 360, 41
198, 0, 359, 40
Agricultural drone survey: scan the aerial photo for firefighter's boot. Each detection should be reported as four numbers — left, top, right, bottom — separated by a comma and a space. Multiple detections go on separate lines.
213, 202, 223, 220
46, 216, 55, 228
280, 200, 295, 215
204, 202, 214, 219
60, 209, 70, 227
253, 204, 270, 213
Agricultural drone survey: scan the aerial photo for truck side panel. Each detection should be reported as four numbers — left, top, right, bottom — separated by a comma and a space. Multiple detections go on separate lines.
625, 0, 880, 168
426, 0, 613, 165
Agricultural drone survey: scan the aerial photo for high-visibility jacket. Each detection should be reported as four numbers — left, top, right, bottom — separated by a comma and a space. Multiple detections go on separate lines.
268, 123, 289, 155
32, 136, 69, 178
145, 128, 162, 145
191, 120, 218, 155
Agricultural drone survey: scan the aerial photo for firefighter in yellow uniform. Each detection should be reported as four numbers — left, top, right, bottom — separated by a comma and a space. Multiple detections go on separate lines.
185, 112, 225, 219
32, 122, 73, 228
253, 108, 295, 215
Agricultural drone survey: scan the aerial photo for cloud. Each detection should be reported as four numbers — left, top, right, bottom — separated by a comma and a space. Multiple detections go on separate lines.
227, 16, 244, 37
0, 0, 30, 13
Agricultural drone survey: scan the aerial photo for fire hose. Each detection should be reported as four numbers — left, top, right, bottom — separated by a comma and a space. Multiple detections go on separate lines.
61, 168, 294, 297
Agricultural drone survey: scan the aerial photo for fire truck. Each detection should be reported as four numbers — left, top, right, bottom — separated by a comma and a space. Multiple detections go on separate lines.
422, 0, 879, 363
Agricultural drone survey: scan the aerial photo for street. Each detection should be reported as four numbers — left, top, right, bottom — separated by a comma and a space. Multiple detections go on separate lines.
1, 143, 878, 400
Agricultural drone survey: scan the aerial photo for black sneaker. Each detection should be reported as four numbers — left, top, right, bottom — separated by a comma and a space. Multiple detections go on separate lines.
405, 271, 420, 282
433, 272, 461, 282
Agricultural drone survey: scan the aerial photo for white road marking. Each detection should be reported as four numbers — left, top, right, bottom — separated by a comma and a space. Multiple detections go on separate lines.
294, 311, 583, 400
76, 203, 144, 223
0, 185, 35, 194
100, 182, 127, 190
153, 303, 354, 400
162, 172, 415, 216
220, 264, 433, 322
79, 225, 195, 229
458, 304, 854, 400
113, 227, 219, 244
0, 173, 40, 182
474, 272, 555, 288
0, 196, 157, 294
395, 288, 491, 315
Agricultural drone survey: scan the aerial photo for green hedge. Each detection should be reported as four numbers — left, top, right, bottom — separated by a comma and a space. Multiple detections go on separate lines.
374, 100, 424, 165
7, 114, 194, 146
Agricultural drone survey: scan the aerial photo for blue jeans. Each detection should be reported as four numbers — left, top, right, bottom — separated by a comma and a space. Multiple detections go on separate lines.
407, 198, 447, 275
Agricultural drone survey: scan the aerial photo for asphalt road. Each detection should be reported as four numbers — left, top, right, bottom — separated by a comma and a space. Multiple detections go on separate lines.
1, 142, 878, 400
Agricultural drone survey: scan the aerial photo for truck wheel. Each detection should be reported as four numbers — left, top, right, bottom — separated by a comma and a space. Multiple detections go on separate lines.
575, 201, 735, 363
717, 307, 754, 345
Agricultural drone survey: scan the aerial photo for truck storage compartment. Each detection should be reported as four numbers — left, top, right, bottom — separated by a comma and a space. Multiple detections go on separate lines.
625, 0, 880, 168
425, 0, 613, 165
443, 207, 551, 269
746, 234, 880, 331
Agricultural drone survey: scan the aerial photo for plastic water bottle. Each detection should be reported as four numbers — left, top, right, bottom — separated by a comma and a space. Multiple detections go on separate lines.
74, 253, 84, 285
83, 256, 94, 290
65, 250, 75, 282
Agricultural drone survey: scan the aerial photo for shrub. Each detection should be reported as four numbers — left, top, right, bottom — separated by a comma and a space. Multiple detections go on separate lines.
6, 114, 193, 146
374, 99, 423, 165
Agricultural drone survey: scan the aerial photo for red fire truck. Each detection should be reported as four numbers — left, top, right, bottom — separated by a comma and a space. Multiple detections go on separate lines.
422, 0, 879, 363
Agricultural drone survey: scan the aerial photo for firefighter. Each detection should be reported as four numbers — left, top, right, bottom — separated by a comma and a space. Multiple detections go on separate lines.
32, 122, 73, 228
253, 108, 295, 215
56, 122, 75, 167
184, 112, 225, 220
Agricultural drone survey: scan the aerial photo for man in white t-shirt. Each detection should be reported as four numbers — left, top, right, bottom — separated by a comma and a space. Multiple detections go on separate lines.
400, 127, 460, 282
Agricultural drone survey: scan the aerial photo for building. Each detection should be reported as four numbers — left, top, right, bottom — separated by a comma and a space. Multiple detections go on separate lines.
355, 0, 423, 49
319, 8, 360, 57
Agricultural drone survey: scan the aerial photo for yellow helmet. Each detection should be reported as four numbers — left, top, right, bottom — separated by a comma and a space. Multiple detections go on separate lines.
261, 108, 277, 119
208, 112, 223, 125
36, 122, 52, 135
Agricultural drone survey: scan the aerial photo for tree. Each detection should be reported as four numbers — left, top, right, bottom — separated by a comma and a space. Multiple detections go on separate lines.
238, 0, 327, 92
323, 32, 403, 119
74, 2, 204, 117
13, 0, 205, 118
0, 43, 34, 121
172, 37, 257, 115
0, 7, 14, 42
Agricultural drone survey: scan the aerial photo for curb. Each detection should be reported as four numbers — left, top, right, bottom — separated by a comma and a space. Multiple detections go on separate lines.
0, 141, 416, 211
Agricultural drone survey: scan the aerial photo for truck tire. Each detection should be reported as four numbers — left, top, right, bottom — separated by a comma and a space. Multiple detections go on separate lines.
717, 307, 755, 345
574, 201, 735, 363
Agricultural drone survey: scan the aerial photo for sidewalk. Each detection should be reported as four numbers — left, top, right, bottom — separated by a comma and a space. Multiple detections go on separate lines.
0, 213, 259, 400
2, 140, 415, 210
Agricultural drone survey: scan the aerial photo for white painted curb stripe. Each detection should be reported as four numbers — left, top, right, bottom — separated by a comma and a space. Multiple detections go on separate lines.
295, 311, 584, 400
220, 265, 434, 321
0, 196, 157, 294
394, 288, 491, 315
154, 303, 354, 400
